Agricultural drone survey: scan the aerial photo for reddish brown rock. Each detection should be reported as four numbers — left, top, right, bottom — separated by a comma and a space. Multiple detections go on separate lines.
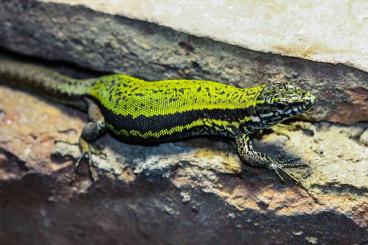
329, 87, 368, 124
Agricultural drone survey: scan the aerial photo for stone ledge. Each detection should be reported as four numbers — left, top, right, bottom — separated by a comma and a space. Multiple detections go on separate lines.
44, 0, 368, 73
0, 70, 367, 243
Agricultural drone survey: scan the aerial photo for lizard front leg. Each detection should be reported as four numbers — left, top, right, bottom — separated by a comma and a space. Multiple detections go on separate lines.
75, 98, 106, 179
235, 133, 306, 183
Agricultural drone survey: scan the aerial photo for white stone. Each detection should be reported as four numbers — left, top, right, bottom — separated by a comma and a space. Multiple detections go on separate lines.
43, 0, 368, 72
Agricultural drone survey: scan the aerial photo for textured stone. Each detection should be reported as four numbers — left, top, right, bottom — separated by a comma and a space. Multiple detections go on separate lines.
45, 0, 368, 73
0, 174, 367, 245
0, 69, 368, 243
0, 0, 367, 124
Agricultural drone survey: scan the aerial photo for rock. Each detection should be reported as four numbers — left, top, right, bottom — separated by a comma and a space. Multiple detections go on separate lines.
45, 1, 368, 74
0, 78, 368, 243
0, 1, 367, 243
0, 0, 367, 124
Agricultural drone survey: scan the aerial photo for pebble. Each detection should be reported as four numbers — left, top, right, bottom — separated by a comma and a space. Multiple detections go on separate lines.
227, 213, 236, 219
180, 191, 191, 203
163, 205, 176, 215
305, 236, 318, 244
292, 231, 303, 236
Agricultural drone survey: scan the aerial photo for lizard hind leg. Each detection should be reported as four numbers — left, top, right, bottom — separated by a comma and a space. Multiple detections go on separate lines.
75, 98, 106, 180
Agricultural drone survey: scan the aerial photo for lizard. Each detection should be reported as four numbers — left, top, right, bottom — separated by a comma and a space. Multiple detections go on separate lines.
0, 54, 316, 182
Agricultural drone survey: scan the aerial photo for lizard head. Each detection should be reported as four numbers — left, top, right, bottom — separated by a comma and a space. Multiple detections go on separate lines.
253, 82, 316, 127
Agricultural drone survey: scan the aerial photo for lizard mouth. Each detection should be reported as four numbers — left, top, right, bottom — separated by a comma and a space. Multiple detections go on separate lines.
288, 104, 309, 115
284, 95, 316, 116
259, 96, 316, 121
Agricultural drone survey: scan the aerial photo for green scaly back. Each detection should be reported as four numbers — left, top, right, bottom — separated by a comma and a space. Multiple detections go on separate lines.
88, 74, 265, 118
87, 74, 266, 140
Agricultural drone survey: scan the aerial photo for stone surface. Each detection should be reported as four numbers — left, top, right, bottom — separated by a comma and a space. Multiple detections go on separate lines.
0, 62, 367, 243
44, 0, 368, 73
0, 0, 368, 124
1, 174, 367, 245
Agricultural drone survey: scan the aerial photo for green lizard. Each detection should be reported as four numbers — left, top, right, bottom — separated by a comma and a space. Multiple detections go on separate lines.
0, 54, 316, 182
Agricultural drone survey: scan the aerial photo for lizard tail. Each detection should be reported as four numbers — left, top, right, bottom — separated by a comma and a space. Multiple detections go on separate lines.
0, 53, 92, 102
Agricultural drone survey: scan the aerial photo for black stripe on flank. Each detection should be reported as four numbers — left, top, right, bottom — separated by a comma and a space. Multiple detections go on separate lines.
98, 104, 256, 136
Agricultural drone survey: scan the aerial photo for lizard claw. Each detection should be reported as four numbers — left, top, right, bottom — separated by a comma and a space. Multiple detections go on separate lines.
268, 158, 307, 184
272, 167, 286, 183
74, 151, 86, 169
74, 138, 98, 181
268, 159, 321, 205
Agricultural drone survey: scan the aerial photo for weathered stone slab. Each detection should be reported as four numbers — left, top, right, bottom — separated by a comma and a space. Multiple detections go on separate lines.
0, 63, 367, 243
0, 0, 367, 124
45, 0, 368, 73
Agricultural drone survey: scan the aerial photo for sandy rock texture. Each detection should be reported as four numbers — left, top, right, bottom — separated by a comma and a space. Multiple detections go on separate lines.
0, 0, 367, 124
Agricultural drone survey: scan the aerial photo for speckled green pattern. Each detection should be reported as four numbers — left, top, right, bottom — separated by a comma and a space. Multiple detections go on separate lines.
88, 74, 265, 118
85, 74, 268, 140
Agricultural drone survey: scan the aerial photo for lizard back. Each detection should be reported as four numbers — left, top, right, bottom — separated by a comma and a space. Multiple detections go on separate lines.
88, 74, 264, 142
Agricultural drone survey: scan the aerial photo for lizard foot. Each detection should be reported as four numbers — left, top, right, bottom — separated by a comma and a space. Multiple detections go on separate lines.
267, 159, 321, 204
267, 158, 308, 184
75, 138, 99, 181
